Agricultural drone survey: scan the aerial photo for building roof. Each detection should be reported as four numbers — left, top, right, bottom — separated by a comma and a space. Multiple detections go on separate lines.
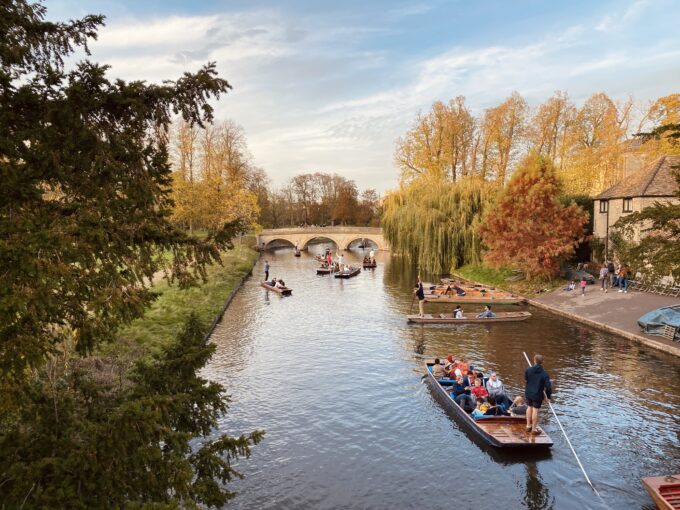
595, 155, 680, 200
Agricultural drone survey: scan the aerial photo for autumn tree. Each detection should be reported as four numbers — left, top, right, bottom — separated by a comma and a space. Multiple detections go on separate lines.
480, 153, 588, 279
529, 90, 576, 166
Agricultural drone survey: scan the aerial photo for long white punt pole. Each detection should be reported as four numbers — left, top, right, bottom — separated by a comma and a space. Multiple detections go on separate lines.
522, 351, 600, 496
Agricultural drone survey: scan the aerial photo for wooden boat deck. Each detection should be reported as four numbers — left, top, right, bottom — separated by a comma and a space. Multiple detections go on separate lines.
334, 267, 361, 278
642, 474, 680, 510
407, 311, 531, 324
261, 282, 292, 295
424, 360, 552, 448
362, 263, 377, 268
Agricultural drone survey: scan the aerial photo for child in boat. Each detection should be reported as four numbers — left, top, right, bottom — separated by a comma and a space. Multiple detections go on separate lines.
471, 399, 486, 419
453, 305, 464, 319
431, 359, 447, 379
471, 378, 489, 401
508, 396, 528, 416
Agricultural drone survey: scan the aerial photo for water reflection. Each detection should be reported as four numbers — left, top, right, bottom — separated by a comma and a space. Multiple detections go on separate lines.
206, 245, 680, 509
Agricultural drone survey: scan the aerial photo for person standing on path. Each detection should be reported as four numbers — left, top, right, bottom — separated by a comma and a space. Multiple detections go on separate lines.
618, 265, 629, 293
599, 263, 609, 293
524, 354, 552, 435
580, 275, 587, 296
264, 260, 270, 282
414, 278, 425, 317
607, 260, 616, 287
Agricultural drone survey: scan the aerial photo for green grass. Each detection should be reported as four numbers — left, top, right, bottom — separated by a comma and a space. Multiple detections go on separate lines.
108, 239, 259, 357
454, 263, 564, 297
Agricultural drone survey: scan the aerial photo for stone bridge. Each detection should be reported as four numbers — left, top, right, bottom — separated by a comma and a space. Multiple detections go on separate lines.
256, 227, 389, 251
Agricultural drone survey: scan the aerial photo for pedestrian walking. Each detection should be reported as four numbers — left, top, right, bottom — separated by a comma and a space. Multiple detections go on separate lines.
599, 263, 609, 293
580, 275, 587, 296
524, 354, 552, 435
607, 260, 616, 287
414, 277, 425, 317
264, 260, 270, 281
618, 264, 629, 293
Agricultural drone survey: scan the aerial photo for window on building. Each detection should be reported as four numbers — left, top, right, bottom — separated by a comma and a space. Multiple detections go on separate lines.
622, 198, 633, 213
599, 200, 608, 213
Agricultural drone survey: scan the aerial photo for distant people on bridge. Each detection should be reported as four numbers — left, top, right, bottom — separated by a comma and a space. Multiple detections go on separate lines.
264, 260, 270, 281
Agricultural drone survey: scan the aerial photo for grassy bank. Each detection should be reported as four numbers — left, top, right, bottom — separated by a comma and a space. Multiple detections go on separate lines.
454, 263, 564, 297
109, 237, 259, 357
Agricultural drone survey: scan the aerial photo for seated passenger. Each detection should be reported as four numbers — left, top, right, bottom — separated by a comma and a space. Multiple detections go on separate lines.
476, 305, 496, 318
451, 375, 474, 412
471, 378, 489, 401
508, 396, 528, 417
453, 305, 464, 319
431, 358, 447, 379
275, 279, 286, 288
483, 396, 507, 416
486, 372, 505, 399
471, 400, 486, 420
466, 370, 477, 388
457, 359, 470, 375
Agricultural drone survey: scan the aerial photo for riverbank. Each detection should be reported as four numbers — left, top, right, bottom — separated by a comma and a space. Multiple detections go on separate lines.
454, 266, 680, 357
454, 263, 563, 297
109, 237, 259, 358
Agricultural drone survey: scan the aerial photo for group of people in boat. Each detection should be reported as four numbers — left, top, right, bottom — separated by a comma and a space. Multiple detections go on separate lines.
431, 356, 528, 420
363, 255, 376, 265
266, 277, 287, 289
450, 304, 496, 319
431, 353, 552, 435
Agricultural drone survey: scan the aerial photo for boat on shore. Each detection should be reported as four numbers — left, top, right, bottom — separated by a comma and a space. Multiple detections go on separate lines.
407, 311, 531, 324
642, 474, 680, 510
261, 281, 292, 295
334, 267, 361, 278
424, 360, 553, 449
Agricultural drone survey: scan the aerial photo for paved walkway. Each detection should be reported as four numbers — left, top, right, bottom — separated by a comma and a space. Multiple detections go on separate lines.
531, 284, 680, 356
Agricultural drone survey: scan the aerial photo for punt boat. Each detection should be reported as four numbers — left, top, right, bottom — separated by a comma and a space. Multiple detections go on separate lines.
294, 249, 301, 257
362, 262, 377, 269
642, 474, 680, 510
316, 265, 336, 275
407, 311, 531, 324
424, 360, 553, 449
423, 287, 526, 305
261, 281, 292, 295
334, 267, 361, 278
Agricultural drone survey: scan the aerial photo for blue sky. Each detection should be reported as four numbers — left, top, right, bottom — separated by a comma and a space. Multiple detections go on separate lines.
46, 0, 680, 192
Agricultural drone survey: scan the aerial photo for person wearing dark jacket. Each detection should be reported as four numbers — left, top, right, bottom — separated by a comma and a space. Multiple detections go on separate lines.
524, 354, 552, 435
451, 375, 474, 412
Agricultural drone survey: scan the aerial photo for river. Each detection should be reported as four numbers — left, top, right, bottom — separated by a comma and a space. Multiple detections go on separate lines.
205, 245, 680, 510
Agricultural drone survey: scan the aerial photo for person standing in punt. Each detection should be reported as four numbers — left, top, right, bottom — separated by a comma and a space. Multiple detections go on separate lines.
414, 277, 425, 317
264, 260, 270, 282
524, 354, 552, 435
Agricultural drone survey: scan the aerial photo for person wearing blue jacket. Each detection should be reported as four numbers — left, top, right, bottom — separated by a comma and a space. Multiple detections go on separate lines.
524, 354, 552, 435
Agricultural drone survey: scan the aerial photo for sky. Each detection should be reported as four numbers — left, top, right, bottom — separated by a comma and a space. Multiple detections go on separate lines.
46, 0, 680, 193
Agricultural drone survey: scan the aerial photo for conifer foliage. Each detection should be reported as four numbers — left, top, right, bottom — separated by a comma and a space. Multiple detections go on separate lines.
0, 312, 264, 508
479, 153, 589, 278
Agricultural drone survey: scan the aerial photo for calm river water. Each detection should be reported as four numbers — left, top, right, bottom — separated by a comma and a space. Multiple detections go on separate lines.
205, 245, 680, 510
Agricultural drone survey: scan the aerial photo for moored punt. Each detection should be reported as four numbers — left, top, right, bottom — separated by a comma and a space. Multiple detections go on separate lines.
642, 474, 680, 510
334, 267, 361, 278
424, 360, 553, 448
407, 311, 531, 324
261, 281, 292, 295
424, 288, 526, 305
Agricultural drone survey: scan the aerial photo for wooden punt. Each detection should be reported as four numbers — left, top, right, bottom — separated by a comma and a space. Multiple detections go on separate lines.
294, 250, 301, 257
407, 311, 531, 324
334, 267, 361, 278
424, 360, 552, 448
316, 266, 335, 275
424, 287, 526, 305
261, 281, 292, 295
642, 474, 680, 510
362, 262, 377, 269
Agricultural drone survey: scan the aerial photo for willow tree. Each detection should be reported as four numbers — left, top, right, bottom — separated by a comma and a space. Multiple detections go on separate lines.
382, 176, 494, 274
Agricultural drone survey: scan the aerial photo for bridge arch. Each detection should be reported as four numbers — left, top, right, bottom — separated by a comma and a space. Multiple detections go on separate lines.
345, 236, 381, 250
301, 236, 341, 251
262, 238, 296, 250
256, 227, 389, 252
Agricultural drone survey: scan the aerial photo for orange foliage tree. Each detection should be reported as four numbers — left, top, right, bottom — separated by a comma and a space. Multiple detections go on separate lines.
479, 153, 589, 279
